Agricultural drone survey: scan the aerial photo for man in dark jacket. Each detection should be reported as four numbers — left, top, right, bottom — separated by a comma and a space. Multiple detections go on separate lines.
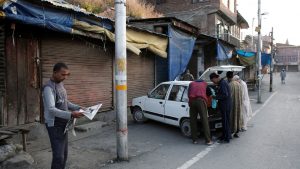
210, 73, 232, 143
188, 80, 213, 145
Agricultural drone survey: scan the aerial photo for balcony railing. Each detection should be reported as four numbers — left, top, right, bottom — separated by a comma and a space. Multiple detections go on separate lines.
215, 33, 240, 47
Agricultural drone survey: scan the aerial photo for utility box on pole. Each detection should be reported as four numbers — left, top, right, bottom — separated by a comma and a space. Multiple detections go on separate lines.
115, 0, 128, 160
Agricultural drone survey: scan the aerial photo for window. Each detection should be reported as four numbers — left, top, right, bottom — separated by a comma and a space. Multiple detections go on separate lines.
149, 84, 170, 100
168, 85, 187, 102
181, 87, 189, 103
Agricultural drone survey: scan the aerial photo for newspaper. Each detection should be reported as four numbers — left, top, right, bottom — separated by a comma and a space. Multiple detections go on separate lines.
64, 103, 102, 136
79, 104, 102, 120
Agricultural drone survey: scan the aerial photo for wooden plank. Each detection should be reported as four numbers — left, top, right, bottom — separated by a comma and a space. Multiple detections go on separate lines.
17, 38, 27, 125
5, 37, 18, 126
26, 39, 40, 123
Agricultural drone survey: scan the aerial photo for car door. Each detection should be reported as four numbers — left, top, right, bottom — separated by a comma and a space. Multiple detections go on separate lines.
164, 85, 189, 126
144, 84, 170, 122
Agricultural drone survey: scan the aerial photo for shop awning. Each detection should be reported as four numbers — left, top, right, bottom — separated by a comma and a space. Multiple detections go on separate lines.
0, 0, 168, 58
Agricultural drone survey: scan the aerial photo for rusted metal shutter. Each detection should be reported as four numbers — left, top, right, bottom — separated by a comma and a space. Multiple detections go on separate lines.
127, 51, 155, 105
41, 35, 113, 111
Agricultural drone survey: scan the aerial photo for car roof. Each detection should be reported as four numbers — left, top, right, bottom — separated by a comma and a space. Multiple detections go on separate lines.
161, 81, 191, 85
203, 65, 245, 72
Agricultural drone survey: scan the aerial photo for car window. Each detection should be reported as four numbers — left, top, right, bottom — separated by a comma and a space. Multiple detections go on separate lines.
149, 84, 170, 100
168, 85, 187, 102
181, 87, 189, 103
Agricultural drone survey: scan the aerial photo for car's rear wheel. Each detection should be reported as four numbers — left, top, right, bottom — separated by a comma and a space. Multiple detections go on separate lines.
180, 118, 191, 137
132, 107, 147, 123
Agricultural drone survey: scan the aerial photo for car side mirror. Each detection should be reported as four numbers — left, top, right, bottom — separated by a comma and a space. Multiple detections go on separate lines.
147, 91, 151, 98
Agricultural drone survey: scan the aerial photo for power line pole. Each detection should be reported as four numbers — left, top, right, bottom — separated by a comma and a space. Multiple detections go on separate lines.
115, 0, 128, 161
269, 27, 274, 92
257, 0, 262, 103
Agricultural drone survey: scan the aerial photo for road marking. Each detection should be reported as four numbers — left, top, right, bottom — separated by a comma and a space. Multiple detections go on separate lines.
251, 91, 278, 118
177, 143, 219, 169
176, 91, 278, 169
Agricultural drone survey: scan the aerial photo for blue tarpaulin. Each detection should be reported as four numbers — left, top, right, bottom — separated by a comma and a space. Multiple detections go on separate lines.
237, 50, 256, 57
217, 40, 233, 61
1, 0, 113, 34
262, 53, 271, 66
168, 26, 196, 80
236, 50, 271, 66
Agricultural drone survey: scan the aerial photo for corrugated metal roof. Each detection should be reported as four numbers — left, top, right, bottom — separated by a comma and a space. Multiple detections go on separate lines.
32, 0, 113, 21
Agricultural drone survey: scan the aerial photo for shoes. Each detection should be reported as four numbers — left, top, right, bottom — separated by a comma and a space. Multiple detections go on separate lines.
218, 139, 230, 144
206, 141, 213, 146
192, 140, 198, 144
241, 128, 247, 132
233, 133, 239, 138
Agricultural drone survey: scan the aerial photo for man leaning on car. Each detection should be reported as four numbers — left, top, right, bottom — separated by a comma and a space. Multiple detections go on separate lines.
188, 79, 213, 145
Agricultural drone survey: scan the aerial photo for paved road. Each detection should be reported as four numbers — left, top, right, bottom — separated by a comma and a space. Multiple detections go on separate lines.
103, 72, 300, 169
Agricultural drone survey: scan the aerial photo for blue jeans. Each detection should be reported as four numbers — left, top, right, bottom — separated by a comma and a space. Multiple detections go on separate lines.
46, 117, 68, 169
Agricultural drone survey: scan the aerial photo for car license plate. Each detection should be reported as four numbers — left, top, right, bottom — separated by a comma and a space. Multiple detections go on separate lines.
215, 123, 222, 128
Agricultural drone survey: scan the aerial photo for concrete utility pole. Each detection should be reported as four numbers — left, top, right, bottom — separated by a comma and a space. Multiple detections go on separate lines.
257, 0, 262, 103
114, 0, 128, 160
269, 27, 274, 92
252, 17, 255, 51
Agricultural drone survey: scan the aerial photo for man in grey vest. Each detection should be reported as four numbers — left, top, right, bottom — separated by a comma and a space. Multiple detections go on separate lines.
43, 62, 84, 169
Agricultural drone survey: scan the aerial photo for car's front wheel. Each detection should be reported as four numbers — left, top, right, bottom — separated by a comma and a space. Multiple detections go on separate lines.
132, 107, 147, 123
180, 118, 191, 137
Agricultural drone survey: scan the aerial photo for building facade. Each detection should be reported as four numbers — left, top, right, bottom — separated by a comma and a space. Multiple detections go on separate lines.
145, 0, 247, 47
275, 45, 300, 72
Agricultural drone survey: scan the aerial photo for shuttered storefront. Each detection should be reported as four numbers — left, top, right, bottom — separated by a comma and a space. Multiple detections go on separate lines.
41, 35, 113, 110
127, 52, 155, 104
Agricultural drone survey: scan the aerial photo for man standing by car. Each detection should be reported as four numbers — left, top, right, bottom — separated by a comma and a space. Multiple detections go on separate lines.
188, 79, 213, 145
43, 62, 84, 169
210, 73, 232, 143
226, 71, 242, 138
233, 75, 252, 131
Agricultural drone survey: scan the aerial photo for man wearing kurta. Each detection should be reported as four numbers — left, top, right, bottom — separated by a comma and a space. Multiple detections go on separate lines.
233, 75, 253, 131
226, 71, 243, 138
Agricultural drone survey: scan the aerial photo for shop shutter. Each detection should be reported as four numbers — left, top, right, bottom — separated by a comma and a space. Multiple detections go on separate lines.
41, 35, 113, 111
127, 51, 155, 104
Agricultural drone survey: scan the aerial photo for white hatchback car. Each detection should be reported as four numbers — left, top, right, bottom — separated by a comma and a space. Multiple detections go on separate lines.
130, 65, 245, 137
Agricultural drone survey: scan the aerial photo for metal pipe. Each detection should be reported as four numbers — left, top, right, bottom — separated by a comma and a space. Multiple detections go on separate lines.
114, 0, 128, 161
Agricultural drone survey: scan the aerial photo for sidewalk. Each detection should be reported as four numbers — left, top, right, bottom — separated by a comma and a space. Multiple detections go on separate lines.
27, 74, 279, 169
